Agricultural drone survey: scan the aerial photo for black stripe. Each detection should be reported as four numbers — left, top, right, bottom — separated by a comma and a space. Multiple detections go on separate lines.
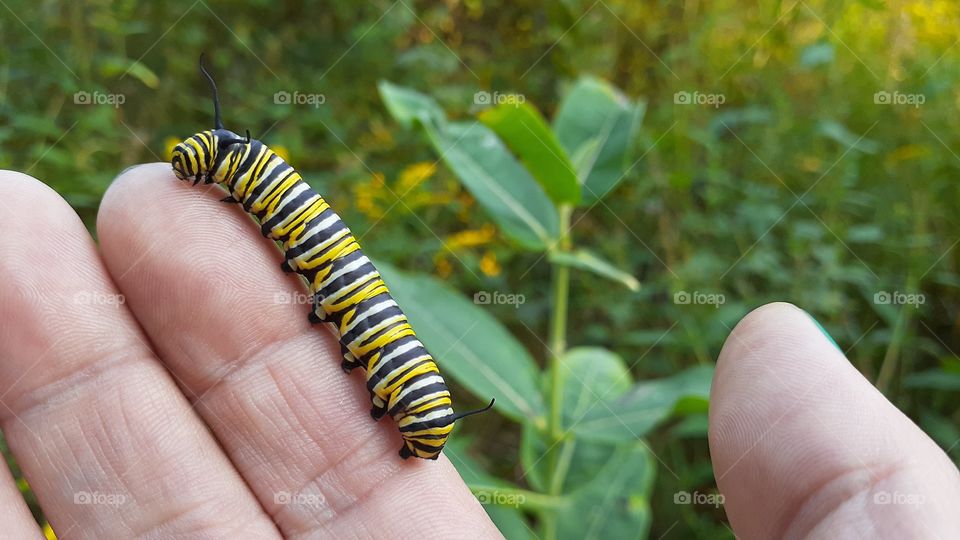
260, 187, 314, 237
399, 410, 455, 433
388, 381, 449, 416
285, 208, 343, 259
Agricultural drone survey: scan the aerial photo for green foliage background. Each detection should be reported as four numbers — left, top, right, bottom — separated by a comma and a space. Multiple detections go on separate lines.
2, 0, 960, 538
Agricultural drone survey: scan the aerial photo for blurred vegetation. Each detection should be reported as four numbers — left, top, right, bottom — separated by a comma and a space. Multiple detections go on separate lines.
2, 0, 960, 538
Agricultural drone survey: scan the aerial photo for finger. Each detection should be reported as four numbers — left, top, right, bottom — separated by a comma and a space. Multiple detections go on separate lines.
0, 171, 280, 539
0, 459, 44, 539
97, 163, 500, 538
709, 302, 960, 539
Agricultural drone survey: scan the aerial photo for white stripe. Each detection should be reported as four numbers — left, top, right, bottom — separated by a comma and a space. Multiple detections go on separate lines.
317, 255, 370, 290
319, 271, 379, 307
343, 299, 396, 334
371, 353, 432, 394
290, 213, 342, 249
347, 315, 406, 349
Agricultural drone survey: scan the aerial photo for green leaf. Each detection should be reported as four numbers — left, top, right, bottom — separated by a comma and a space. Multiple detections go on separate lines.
905, 370, 960, 391
375, 262, 547, 425
445, 439, 536, 540
560, 347, 632, 421
572, 365, 715, 442
523, 348, 631, 491
99, 58, 159, 89
554, 77, 645, 203
556, 443, 653, 540
479, 102, 580, 205
548, 249, 641, 292
422, 121, 559, 250
816, 119, 879, 154
377, 80, 446, 129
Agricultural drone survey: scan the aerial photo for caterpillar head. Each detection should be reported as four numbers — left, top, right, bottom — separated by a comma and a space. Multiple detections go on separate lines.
172, 54, 245, 185
172, 128, 243, 185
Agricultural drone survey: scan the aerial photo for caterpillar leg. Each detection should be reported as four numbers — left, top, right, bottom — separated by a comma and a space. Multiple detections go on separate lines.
220, 195, 239, 203
279, 259, 295, 273
370, 395, 387, 420
340, 344, 361, 373
307, 309, 326, 324
398, 444, 413, 460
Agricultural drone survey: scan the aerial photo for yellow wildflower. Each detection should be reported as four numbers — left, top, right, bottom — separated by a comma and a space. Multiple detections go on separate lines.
435, 256, 453, 278
479, 250, 501, 277
397, 162, 437, 194
352, 172, 387, 219
163, 136, 181, 162
271, 145, 291, 163
445, 224, 496, 251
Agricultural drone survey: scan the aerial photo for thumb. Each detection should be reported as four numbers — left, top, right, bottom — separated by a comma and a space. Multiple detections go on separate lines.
709, 302, 960, 539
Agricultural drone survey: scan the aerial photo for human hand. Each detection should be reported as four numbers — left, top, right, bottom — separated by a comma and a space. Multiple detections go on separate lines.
710, 303, 960, 538
0, 164, 501, 539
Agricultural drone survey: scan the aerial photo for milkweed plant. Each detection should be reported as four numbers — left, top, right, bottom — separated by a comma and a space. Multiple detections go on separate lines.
375, 78, 714, 539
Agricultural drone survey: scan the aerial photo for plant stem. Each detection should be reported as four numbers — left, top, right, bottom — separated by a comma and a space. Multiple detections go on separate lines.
468, 485, 567, 511
542, 204, 573, 540
548, 205, 573, 441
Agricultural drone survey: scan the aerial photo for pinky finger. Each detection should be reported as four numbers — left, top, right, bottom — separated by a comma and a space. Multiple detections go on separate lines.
0, 459, 45, 539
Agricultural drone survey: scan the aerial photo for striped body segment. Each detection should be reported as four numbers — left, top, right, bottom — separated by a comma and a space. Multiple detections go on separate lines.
174, 129, 459, 459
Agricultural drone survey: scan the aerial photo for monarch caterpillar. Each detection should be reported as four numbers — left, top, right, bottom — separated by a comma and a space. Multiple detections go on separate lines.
171, 55, 494, 460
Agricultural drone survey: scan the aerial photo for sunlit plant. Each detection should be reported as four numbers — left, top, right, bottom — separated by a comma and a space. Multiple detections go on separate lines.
376, 78, 714, 539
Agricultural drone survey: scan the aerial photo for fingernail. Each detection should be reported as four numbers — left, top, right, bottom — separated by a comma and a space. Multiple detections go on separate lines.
804, 310, 841, 352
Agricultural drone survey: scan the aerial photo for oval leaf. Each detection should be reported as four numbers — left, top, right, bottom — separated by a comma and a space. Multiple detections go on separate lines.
422, 121, 559, 250
572, 365, 715, 443
479, 102, 580, 205
377, 80, 446, 129
554, 77, 645, 203
548, 249, 641, 292
376, 261, 546, 424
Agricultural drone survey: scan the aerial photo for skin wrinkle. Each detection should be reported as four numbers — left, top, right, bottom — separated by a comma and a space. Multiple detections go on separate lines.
778, 460, 900, 540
